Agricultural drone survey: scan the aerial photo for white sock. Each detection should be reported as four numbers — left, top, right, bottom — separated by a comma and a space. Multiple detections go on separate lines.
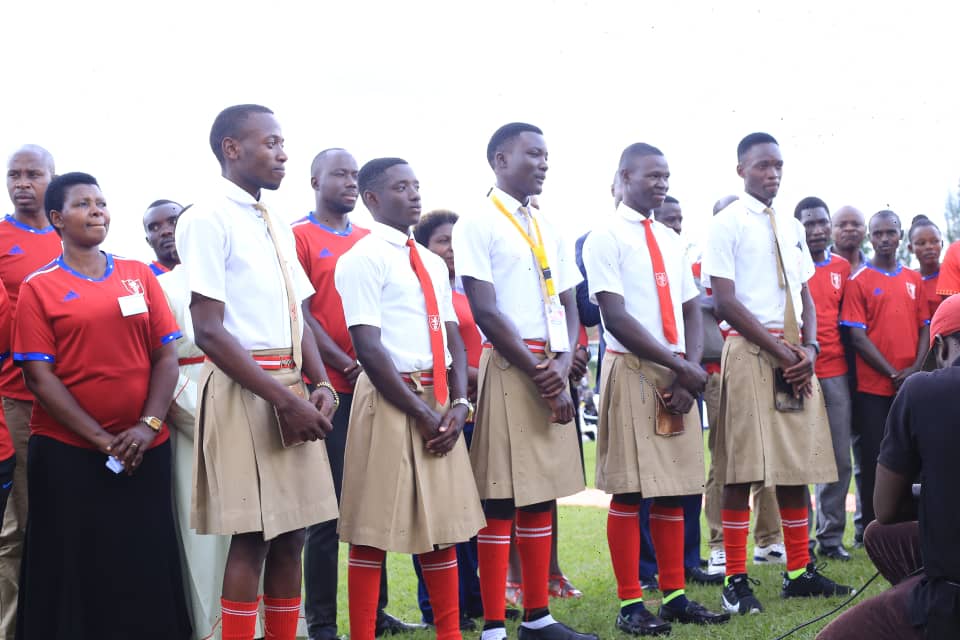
520, 614, 557, 630
481, 627, 508, 640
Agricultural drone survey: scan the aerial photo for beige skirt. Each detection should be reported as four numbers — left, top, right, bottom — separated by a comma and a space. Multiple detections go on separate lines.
715, 336, 838, 487
470, 347, 585, 507
338, 373, 486, 554
595, 353, 705, 497
191, 353, 339, 541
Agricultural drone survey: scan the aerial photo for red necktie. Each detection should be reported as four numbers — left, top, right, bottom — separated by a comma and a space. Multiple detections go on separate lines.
641, 218, 679, 346
406, 239, 448, 404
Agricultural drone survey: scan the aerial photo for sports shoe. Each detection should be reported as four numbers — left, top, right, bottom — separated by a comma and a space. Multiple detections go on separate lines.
548, 574, 583, 599
687, 566, 723, 585
615, 607, 671, 636
753, 542, 786, 564
781, 563, 855, 599
721, 574, 763, 615
707, 548, 726, 575
517, 621, 599, 640
659, 598, 730, 625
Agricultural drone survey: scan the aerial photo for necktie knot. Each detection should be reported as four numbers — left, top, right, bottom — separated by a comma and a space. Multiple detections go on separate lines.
406, 238, 416, 248
253, 202, 268, 215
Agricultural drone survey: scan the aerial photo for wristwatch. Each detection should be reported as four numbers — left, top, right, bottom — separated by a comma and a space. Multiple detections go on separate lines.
139, 415, 163, 432
803, 341, 821, 356
451, 397, 474, 422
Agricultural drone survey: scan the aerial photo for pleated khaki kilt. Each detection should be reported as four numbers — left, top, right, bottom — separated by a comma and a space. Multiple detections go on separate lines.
714, 336, 838, 487
470, 347, 585, 507
191, 352, 339, 541
596, 352, 706, 497
338, 372, 486, 555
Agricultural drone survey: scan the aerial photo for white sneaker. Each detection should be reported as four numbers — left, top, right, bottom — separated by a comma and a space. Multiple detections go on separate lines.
753, 542, 786, 564
707, 548, 726, 575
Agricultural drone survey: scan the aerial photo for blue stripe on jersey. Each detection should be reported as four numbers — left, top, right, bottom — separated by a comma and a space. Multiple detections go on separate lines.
56, 253, 115, 282
160, 331, 183, 345
0, 351, 9, 363
3, 215, 56, 235
13, 352, 55, 363
839, 320, 867, 329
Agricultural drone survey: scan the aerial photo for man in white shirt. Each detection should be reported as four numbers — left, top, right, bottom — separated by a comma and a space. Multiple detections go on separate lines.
453, 123, 595, 640
175, 104, 338, 640
702, 132, 850, 617
334, 157, 484, 640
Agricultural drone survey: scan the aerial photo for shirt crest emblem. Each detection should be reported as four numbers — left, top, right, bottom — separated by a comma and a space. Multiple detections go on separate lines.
830, 272, 842, 290
121, 279, 144, 295
429, 314, 441, 332
906, 282, 916, 299
655, 272, 668, 288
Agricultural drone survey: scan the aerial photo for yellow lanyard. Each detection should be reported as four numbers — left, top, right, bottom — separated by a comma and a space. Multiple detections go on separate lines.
489, 193, 557, 299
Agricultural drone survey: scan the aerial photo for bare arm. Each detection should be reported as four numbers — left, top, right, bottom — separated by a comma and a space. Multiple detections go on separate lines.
682, 297, 704, 366
711, 276, 796, 366
432, 322, 470, 453
300, 323, 337, 419
302, 298, 361, 385
874, 463, 917, 524
848, 327, 897, 378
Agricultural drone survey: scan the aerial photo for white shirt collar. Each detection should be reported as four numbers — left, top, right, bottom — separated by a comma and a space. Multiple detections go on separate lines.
740, 191, 774, 215
369, 220, 411, 247
616, 201, 654, 224
490, 186, 529, 215
220, 176, 260, 206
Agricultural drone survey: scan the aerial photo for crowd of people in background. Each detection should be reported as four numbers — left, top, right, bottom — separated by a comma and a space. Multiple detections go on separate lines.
1, 105, 958, 639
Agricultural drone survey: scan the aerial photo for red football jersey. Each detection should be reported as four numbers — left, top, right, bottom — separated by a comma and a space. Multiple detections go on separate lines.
0, 286, 14, 460
292, 214, 370, 394
937, 242, 960, 296
0, 216, 62, 399
452, 290, 482, 368
840, 263, 929, 396
807, 253, 851, 379
13, 255, 180, 449
921, 272, 942, 319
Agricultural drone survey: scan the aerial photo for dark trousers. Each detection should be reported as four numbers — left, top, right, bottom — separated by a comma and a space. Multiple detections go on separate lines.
852, 392, 893, 531
304, 393, 389, 638
639, 493, 703, 579
0, 455, 13, 526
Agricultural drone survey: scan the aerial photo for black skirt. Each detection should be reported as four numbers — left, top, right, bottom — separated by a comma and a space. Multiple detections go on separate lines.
16, 435, 191, 640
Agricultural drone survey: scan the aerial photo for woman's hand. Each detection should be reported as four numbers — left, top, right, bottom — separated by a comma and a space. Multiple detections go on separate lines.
108, 423, 158, 475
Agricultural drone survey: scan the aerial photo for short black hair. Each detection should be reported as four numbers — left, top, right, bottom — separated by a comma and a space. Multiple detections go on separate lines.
209, 104, 274, 165
486, 122, 543, 168
413, 209, 459, 246
618, 143, 664, 172
358, 157, 408, 196
737, 132, 778, 161
870, 209, 901, 228
145, 199, 182, 210
793, 196, 829, 220
662, 195, 679, 205
310, 147, 348, 177
908, 214, 941, 240
44, 172, 99, 230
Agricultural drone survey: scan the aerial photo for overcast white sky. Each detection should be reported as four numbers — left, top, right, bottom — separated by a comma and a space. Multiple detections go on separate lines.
4, 1, 959, 263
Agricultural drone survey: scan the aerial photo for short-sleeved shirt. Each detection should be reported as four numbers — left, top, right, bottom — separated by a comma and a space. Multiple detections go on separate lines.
149, 261, 170, 276
452, 187, 581, 341
0, 215, 62, 400
453, 290, 482, 369
807, 253, 851, 379
292, 213, 370, 394
335, 221, 457, 373
0, 287, 13, 459
920, 271, 942, 319
936, 241, 960, 296
12, 254, 180, 449
702, 193, 815, 332
174, 178, 314, 351
879, 363, 960, 582
839, 263, 928, 396
582, 203, 698, 354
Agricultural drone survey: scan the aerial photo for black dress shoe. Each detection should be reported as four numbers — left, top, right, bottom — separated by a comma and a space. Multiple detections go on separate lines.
615, 608, 671, 636
425, 614, 477, 632
375, 612, 427, 636
505, 608, 521, 621
686, 566, 723, 585
659, 598, 730, 625
517, 621, 599, 640
818, 544, 852, 561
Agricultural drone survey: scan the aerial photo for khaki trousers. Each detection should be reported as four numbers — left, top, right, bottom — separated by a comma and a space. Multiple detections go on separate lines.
0, 398, 30, 640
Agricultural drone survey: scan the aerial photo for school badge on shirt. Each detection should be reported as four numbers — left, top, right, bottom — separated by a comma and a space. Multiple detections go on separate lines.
121, 279, 144, 296
831, 272, 842, 290
655, 272, 668, 288
429, 314, 441, 332
906, 282, 916, 299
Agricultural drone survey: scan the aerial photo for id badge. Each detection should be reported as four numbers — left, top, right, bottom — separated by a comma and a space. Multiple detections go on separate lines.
546, 303, 570, 353
118, 293, 148, 317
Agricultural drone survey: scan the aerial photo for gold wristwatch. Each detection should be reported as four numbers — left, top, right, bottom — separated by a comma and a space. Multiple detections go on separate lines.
451, 397, 474, 422
139, 415, 163, 432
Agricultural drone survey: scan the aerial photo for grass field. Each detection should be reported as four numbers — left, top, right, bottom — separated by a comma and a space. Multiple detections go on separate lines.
331, 439, 883, 640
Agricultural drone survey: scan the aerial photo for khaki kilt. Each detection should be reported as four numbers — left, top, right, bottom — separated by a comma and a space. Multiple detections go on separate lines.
714, 336, 838, 487
191, 353, 338, 541
338, 372, 485, 554
470, 347, 585, 507
596, 353, 705, 497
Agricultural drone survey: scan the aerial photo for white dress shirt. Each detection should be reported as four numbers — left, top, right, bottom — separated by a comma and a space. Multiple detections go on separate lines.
174, 177, 314, 351
335, 221, 457, 373
701, 192, 815, 331
451, 186, 581, 341
583, 203, 698, 353
158, 266, 203, 417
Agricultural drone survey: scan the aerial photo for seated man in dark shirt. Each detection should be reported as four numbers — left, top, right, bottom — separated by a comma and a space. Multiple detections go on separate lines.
817, 295, 960, 640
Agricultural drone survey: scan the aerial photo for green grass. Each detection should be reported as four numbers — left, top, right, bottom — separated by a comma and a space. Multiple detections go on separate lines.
331, 438, 884, 640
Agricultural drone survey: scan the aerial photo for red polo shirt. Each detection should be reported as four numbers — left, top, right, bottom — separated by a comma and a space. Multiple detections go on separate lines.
807, 253, 850, 379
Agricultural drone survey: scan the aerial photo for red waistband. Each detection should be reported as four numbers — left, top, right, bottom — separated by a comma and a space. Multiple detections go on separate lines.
178, 356, 205, 366
482, 339, 547, 354
205, 353, 296, 370
605, 348, 686, 358
722, 328, 784, 339
400, 371, 434, 385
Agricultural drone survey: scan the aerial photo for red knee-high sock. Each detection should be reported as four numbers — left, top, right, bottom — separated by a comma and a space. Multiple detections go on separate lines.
263, 596, 301, 640
722, 508, 751, 577
221, 597, 260, 640
419, 547, 461, 640
348, 545, 386, 640
516, 510, 552, 612
607, 500, 643, 601
780, 507, 811, 572
650, 504, 685, 592
477, 518, 512, 622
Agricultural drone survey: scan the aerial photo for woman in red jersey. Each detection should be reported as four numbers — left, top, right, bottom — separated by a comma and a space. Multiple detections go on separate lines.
908, 215, 944, 317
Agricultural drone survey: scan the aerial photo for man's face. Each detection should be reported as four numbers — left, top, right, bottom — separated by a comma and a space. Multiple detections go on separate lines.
737, 143, 783, 202
7, 151, 53, 215
832, 207, 866, 251
496, 132, 548, 199
53, 183, 110, 246
143, 203, 183, 264
623, 154, 670, 215
869, 214, 902, 260
654, 202, 683, 234
227, 112, 287, 193
373, 164, 421, 231
313, 150, 358, 215
799, 207, 831, 255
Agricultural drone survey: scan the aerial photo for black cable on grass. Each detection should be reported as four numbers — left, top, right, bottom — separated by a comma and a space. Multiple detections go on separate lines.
770, 571, 882, 640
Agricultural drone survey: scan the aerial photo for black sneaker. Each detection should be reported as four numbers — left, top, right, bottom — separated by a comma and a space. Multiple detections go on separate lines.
781, 563, 855, 599
720, 574, 763, 615
659, 598, 730, 625
614, 607, 671, 636
517, 621, 599, 640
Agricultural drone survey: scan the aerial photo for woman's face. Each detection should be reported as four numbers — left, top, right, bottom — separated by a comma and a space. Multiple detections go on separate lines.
427, 222, 455, 277
52, 183, 110, 247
